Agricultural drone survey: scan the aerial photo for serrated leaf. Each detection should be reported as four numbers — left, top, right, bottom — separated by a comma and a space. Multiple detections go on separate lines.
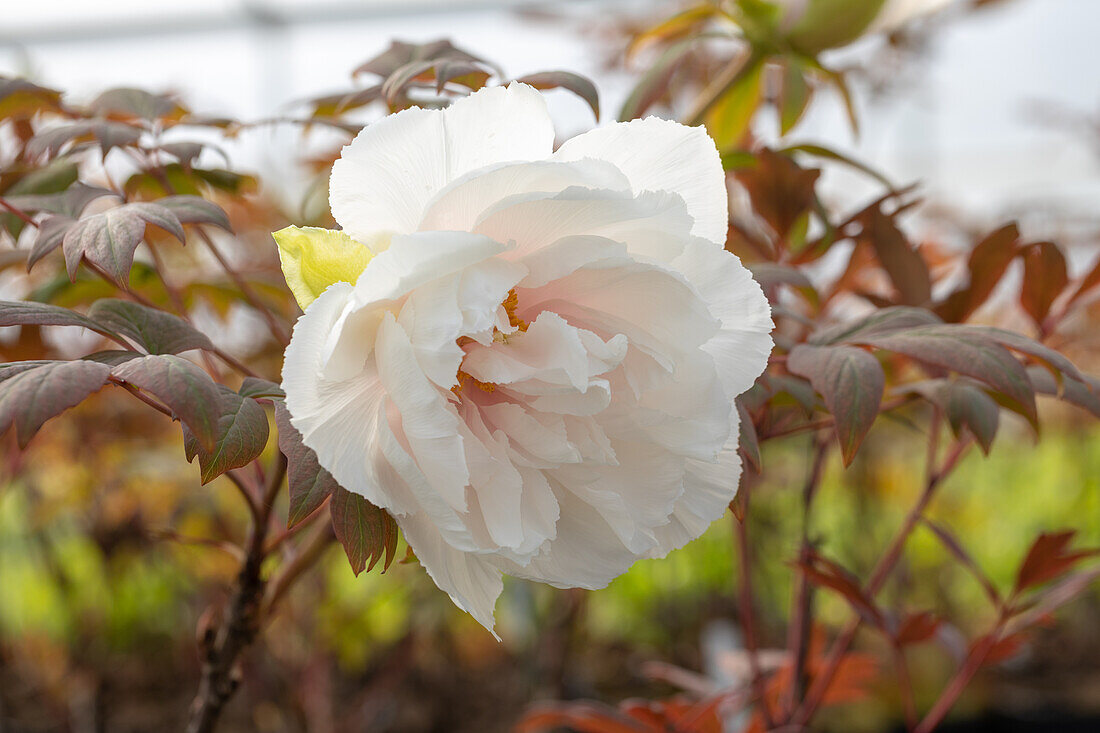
788, 343, 884, 465
330, 484, 398, 576
62, 202, 184, 282
856, 326, 1037, 426
516, 71, 600, 120
239, 377, 284, 401
111, 354, 222, 451
184, 385, 270, 484
0, 360, 111, 447
945, 382, 1000, 454
275, 403, 337, 528
1020, 241, 1068, 326
156, 195, 232, 231
87, 298, 214, 354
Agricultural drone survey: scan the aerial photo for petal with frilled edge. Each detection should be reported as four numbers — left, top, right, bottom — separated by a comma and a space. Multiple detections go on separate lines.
553, 117, 729, 246
670, 238, 773, 399
330, 83, 555, 242
399, 511, 505, 637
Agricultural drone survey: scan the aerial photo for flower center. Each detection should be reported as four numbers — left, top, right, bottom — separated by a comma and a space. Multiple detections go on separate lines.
452, 288, 528, 397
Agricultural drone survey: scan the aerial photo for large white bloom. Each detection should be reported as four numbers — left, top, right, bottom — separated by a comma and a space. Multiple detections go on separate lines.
278, 83, 773, 633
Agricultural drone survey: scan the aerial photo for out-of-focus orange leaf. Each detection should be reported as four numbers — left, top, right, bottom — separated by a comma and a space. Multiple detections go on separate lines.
1014, 530, 1099, 595
895, 611, 942, 646
1019, 241, 1068, 327
735, 149, 820, 243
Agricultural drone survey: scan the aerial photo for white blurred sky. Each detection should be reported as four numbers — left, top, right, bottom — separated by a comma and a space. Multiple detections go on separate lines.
2, 0, 1098, 242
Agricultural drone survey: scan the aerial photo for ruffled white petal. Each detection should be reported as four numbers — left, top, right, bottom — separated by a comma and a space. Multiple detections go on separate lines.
282, 83, 776, 634
554, 117, 729, 246
330, 83, 554, 242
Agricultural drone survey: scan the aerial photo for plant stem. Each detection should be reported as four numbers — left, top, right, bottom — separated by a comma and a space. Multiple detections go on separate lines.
185, 454, 286, 733
193, 226, 291, 346
789, 430, 971, 727
732, 487, 775, 729
784, 438, 829, 716
913, 619, 1004, 733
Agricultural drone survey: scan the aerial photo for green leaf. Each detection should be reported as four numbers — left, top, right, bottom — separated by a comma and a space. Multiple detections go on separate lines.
618, 37, 698, 121
0, 299, 106, 333
239, 377, 285, 401
808, 306, 942, 345
87, 298, 214, 355
856, 326, 1037, 426
0, 77, 62, 119
781, 143, 895, 190
945, 381, 1000, 454
0, 360, 111, 447
788, 343, 885, 465
705, 55, 765, 151
515, 71, 600, 120
183, 386, 270, 484
330, 484, 398, 576
90, 87, 186, 121
6, 183, 115, 220
156, 195, 232, 231
28, 215, 76, 269
111, 354, 223, 451
275, 403, 337, 528
778, 60, 811, 135
1027, 366, 1100, 419
62, 202, 184, 282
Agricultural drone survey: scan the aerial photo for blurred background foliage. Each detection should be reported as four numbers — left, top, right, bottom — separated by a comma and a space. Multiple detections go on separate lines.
2, 0, 1100, 731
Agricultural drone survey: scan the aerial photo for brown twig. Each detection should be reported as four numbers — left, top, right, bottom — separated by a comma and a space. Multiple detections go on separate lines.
784, 438, 829, 716
185, 452, 287, 733
731, 486, 775, 729
913, 611, 1008, 733
789, 426, 972, 728
193, 226, 291, 346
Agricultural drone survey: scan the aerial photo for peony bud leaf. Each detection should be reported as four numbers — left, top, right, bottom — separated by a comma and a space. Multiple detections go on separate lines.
272, 225, 375, 310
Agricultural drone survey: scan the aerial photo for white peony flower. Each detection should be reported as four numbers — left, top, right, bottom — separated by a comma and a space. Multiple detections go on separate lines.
277, 83, 773, 633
